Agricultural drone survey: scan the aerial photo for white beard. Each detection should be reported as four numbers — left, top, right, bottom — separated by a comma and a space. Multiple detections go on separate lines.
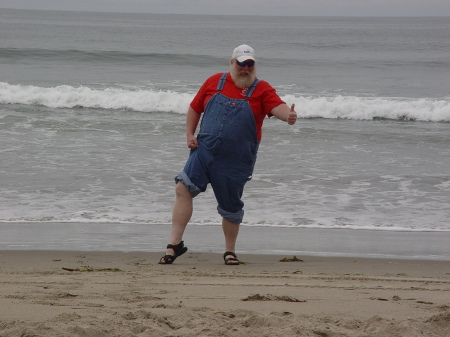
230, 66, 257, 89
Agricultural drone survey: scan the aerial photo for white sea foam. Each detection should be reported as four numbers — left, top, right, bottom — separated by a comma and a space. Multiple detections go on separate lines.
0, 82, 193, 114
1, 82, 449, 122
289, 95, 450, 122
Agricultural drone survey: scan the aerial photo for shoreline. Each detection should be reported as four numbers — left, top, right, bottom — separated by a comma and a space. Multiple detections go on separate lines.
0, 250, 449, 337
1, 222, 449, 261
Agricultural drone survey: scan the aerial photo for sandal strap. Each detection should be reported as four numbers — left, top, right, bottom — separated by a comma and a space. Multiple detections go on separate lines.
159, 254, 175, 264
167, 241, 185, 255
223, 251, 237, 259
223, 251, 240, 265
223, 252, 238, 261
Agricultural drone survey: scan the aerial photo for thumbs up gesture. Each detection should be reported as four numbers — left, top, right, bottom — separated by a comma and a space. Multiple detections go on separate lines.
287, 103, 297, 125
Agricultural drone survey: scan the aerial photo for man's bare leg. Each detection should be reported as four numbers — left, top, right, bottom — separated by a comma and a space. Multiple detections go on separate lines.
161, 182, 193, 261
222, 218, 240, 264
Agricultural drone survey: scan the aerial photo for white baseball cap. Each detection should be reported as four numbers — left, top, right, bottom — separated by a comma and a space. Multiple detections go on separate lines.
231, 44, 256, 62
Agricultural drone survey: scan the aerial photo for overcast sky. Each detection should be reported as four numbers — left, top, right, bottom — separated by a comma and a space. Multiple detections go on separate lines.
1, 0, 450, 16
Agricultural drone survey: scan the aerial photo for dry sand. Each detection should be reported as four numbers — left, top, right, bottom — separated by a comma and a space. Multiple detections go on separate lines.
0, 250, 449, 337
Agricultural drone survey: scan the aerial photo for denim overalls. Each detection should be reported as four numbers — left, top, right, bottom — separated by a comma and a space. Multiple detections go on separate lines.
176, 73, 260, 224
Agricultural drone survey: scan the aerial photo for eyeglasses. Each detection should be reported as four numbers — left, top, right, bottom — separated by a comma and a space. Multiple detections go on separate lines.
236, 60, 255, 67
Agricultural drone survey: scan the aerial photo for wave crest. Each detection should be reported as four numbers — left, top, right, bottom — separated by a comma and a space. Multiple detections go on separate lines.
0, 82, 193, 114
1, 82, 449, 122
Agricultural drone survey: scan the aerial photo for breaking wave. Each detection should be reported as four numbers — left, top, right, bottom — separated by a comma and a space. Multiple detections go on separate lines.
1, 82, 449, 122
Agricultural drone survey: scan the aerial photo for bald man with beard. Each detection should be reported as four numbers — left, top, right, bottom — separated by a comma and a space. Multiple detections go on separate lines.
159, 44, 297, 265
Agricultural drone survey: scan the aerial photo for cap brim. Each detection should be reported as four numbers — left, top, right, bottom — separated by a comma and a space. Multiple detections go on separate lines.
236, 55, 255, 62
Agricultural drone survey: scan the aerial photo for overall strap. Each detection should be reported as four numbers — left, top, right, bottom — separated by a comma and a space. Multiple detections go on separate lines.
244, 79, 260, 98
216, 72, 228, 91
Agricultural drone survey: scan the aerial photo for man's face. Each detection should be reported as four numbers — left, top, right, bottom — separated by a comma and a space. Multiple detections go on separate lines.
235, 59, 255, 75
230, 59, 256, 88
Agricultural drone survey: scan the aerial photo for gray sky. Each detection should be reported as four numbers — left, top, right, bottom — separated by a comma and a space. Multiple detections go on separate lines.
1, 0, 450, 16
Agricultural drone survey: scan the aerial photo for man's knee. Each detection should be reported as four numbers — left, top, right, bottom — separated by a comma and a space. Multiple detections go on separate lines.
175, 181, 191, 198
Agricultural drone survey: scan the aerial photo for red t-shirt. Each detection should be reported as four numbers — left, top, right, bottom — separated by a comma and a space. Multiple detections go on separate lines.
190, 72, 285, 141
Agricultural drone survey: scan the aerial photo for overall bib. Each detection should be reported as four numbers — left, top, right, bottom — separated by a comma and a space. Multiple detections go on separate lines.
176, 73, 260, 224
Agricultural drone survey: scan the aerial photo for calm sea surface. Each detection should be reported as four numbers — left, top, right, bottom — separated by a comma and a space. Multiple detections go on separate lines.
0, 9, 449, 257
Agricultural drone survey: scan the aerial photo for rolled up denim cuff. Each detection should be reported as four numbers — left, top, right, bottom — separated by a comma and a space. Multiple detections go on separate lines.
175, 171, 202, 198
217, 206, 244, 224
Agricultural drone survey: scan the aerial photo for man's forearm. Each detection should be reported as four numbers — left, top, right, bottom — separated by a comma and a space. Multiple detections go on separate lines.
186, 107, 201, 136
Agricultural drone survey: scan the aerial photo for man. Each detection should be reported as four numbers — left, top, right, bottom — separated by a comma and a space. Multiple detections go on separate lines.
159, 44, 297, 265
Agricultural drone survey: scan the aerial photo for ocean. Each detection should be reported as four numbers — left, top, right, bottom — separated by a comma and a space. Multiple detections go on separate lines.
1, 9, 449, 259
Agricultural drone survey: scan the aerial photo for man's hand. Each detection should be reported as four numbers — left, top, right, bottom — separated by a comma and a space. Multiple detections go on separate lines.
185, 107, 201, 149
187, 134, 198, 149
287, 103, 297, 125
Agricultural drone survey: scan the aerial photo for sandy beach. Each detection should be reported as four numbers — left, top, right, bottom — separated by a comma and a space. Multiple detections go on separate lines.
0, 250, 449, 337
